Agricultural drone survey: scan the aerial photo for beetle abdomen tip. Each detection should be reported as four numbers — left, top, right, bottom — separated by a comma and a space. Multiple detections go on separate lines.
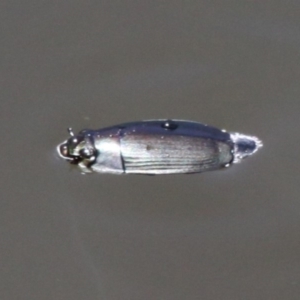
230, 132, 263, 163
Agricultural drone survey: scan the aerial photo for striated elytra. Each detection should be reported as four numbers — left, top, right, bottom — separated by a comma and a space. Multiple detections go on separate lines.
57, 120, 263, 175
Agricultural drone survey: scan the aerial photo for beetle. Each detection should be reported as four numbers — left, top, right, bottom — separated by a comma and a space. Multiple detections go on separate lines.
57, 120, 262, 175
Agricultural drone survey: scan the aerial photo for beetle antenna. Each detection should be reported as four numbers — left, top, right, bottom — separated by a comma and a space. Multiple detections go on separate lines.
68, 127, 74, 136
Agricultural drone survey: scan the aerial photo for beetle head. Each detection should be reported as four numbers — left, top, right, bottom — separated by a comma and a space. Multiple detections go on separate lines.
57, 128, 97, 169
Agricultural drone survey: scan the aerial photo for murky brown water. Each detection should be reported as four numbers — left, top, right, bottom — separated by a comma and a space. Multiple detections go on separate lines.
1, 1, 300, 299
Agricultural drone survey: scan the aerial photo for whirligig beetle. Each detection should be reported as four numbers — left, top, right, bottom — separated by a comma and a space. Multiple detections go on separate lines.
57, 120, 262, 175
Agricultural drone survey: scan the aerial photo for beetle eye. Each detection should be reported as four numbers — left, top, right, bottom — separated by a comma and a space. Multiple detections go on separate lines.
70, 136, 84, 145
71, 138, 78, 144
59, 144, 69, 157
79, 148, 95, 159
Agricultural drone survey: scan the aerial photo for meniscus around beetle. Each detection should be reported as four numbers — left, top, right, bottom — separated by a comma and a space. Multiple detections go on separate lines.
57, 119, 263, 175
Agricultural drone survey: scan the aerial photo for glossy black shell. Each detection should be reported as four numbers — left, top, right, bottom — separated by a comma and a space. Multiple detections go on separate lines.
89, 120, 234, 174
